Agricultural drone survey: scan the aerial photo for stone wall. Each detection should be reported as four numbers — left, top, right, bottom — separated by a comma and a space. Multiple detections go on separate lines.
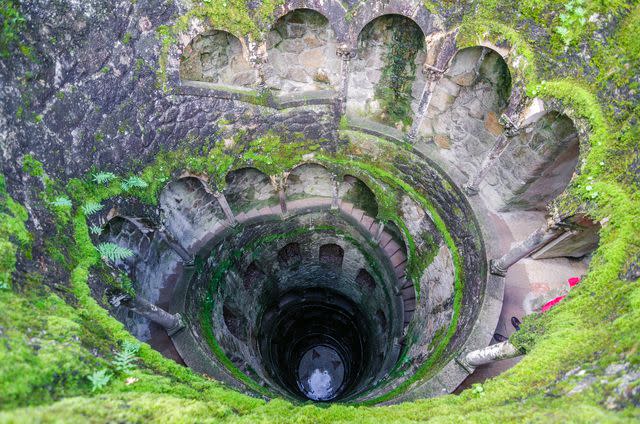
180, 30, 259, 87
347, 14, 427, 126
265, 9, 341, 94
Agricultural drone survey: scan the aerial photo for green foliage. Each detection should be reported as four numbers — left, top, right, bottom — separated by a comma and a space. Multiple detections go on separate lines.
112, 341, 141, 374
95, 243, 134, 263
87, 369, 112, 392
374, 16, 424, 127
21, 154, 44, 177
81, 201, 104, 216
50, 196, 72, 208
89, 225, 103, 235
0, 0, 25, 58
121, 176, 148, 192
92, 172, 117, 184
554, 0, 588, 45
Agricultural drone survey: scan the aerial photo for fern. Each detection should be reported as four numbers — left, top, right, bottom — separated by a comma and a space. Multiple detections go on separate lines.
88, 369, 112, 392
92, 172, 116, 184
96, 242, 134, 262
81, 201, 104, 215
121, 176, 148, 191
89, 225, 104, 235
112, 340, 141, 374
50, 196, 72, 208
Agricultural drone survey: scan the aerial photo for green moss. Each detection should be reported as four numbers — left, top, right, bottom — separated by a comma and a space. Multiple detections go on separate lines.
0, 174, 31, 288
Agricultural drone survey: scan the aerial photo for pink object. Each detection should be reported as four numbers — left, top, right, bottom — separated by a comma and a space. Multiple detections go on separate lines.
541, 277, 581, 312
541, 295, 566, 312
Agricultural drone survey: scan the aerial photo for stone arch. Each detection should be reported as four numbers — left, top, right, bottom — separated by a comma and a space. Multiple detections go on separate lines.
346, 14, 428, 129
223, 304, 247, 341
355, 269, 376, 292
264, 8, 341, 94
348, 0, 436, 45
242, 262, 266, 290
224, 167, 278, 213
278, 242, 302, 266
339, 175, 379, 218
493, 111, 580, 211
179, 29, 259, 87
159, 177, 227, 253
422, 46, 513, 175
101, 215, 152, 269
270, 0, 347, 41
286, 163, 334, 198
319, 243, 344, 268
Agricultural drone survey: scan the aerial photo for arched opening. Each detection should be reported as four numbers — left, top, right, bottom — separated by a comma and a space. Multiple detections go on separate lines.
347, 14, 427, 129
422, 46, 512, 170
278, 242, 302, 266
180, 30, 259, 87
224, 168, 278, 213
286, 163, 334, 199
264, 9, 340, 94
319, 243, 344, 268
496, 112, 580, 211
339, 175, 379, 218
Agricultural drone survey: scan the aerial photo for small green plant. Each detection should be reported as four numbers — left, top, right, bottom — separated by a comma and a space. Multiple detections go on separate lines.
471, 383, 485, 397
92, 172, 117, 184
555, 0, 587, 45
89, 225, 104, 235
121, 176, 148, 191
122, 32, 132, 44
112, 340, 141, 374
0, 0, 26, 58
50, 196, 72, 208
0, 280, 10, 290
96, 242, 134, 262
81, 201, 104, 216
88, 369, 112, 392
100, 66, 110, 74
21, 154, 44, 177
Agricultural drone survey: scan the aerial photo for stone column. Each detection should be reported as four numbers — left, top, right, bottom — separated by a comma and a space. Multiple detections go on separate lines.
490, 218, 566, 276
464, 88, 527, 195
374, 222, 385, 243
331, 178, 340, 210
270, 174, 288, 214
246, 37, 268, 89
473, 47, 489, 80
336, 44, 357, 115
407, 31, 458, 142
462, 341, 522, 368
214, 192, 236, 224
111, 293, 185, 336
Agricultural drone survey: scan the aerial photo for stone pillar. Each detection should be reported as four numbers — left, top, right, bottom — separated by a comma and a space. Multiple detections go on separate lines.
462, 341, 522, 368
214, 192, 236, 224
473, 47, 489, 80
490, 218, 566, 276
270, 174, 288, 214
336, 44, 356, 115
246, 37, 268, 89
331, 178, 340, 210
111, 293, 185, 336
407, 31, 458, 142
374, 221, 385, 243
464, 87, 528, 195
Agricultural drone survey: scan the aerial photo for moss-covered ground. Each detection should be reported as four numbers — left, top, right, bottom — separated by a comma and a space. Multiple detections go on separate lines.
1, 0, 639, 422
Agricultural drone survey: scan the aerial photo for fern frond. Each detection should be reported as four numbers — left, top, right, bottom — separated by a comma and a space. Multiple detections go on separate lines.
121, 176, 148, 191
96, 242, 134, 262
113, 341, 141, 374
50, 196, 72, 208
89, 225, 104, 235
81, 201, 104, 215
92, 172, 117, 184
88, 369, 112, 392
